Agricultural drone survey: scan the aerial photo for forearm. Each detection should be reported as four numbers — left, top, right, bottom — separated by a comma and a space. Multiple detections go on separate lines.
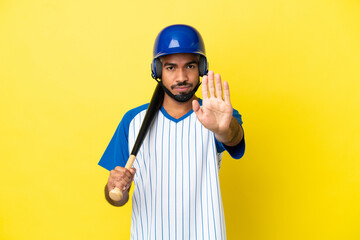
104, 185, 129, 207
215, 117, 244, 147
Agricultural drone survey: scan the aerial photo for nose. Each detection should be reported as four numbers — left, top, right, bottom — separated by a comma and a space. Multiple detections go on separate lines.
176, 68, 188, 82
177, 68, 189, 82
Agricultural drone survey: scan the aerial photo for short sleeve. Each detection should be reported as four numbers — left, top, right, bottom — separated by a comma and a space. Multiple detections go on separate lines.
214, 108, 245, 159
98, 117, 132, 171
98, 104, 149, 171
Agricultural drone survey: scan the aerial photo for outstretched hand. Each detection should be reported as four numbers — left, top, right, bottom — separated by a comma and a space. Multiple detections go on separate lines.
192, 70, 233, 139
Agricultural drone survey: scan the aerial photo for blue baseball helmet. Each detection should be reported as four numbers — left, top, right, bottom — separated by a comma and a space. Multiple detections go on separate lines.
151, 24, 208, 79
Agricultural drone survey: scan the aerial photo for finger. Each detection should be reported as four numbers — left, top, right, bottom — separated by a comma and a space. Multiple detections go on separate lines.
107, 181, 115, 191
223, 81, 231, 104
192, 100, 203, 121
124, 177, 135, 190
192, 99, 200, 112
114, 166, 124, 172
111, 170, 132, 184
215, 73, 222, 99
114, 181, 126, 191
114, 167, 132, 178
116, 178, 131, 191
208, 70, 216, 98
201, 75, 208, 99
110, 170, 120, 182
116, 173, 131, 183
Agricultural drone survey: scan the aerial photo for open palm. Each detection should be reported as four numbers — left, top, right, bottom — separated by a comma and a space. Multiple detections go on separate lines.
192, 71, 233, 136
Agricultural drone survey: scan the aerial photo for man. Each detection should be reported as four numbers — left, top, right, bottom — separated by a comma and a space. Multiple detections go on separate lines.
98, 24, 245, 239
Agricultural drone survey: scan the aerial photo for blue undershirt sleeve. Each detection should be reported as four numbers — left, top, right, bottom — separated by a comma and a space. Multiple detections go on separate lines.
215, 108, 245, 159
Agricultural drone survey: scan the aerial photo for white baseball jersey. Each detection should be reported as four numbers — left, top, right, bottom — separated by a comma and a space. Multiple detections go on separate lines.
99, 99, 245, 240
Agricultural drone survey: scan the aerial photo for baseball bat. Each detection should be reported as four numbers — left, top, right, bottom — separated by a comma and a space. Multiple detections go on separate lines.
109, 83, 164, 201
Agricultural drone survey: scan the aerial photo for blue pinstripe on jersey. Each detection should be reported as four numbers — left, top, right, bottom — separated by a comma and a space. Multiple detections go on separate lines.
181, 120, 184, 240
138, 113, 149, 238
153, 113, 159, 239
146, 126, 151, 238
188, 115, 191, 239
168, 121, 171, 240
132, 117, 144, 240
174, 121, 177, 239
208, 142, 217, 239
212, 139, 224, 240
200, 124, 205, 239
160, 114, 164, 239
205, 129, 211, 239
194, 116, 198, 238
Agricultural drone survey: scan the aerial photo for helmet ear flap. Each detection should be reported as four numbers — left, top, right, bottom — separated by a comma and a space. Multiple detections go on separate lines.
155, 58, 162, 78
151, 58, 163, 79
198, 55, 208, 77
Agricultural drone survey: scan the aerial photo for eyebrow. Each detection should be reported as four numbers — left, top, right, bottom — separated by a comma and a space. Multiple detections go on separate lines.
163, 60, 198, 67
186, 61, 198, 65
163, 63, 176, 67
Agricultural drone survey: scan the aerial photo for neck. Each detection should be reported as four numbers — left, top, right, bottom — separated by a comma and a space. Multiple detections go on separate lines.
162, 94, 198, 119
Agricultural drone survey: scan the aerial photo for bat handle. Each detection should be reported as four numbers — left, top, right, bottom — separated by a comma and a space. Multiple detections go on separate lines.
109, 155, 136, 202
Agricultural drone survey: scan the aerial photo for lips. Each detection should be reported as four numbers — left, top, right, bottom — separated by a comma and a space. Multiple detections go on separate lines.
174, 86, 191, 93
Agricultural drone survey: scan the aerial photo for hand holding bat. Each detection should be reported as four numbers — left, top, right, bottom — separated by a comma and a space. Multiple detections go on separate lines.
107, 166, 136, 200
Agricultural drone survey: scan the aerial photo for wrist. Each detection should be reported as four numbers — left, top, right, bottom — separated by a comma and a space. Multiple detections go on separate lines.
215, 118, 243, 147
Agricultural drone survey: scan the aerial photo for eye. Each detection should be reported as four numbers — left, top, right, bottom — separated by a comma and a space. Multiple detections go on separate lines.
166, 66, 175, 71
187, 64, 196, 69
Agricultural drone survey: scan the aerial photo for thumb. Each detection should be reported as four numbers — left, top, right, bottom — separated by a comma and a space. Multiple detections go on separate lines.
129, 167, 136, 175
192, 100, 203, 119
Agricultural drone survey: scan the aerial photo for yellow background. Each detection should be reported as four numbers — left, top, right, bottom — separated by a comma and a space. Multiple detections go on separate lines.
1, 0, 359, 239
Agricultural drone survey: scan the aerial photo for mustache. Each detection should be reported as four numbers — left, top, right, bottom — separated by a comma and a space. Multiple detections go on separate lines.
171, 81, 193, 90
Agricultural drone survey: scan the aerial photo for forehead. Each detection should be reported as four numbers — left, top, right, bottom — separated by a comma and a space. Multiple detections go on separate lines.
160, 53, 199, 64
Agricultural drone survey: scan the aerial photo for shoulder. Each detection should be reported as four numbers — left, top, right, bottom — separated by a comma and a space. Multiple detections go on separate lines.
115, 103, 150, 136
124, 103, 149, 118
121, 103, 149, 123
